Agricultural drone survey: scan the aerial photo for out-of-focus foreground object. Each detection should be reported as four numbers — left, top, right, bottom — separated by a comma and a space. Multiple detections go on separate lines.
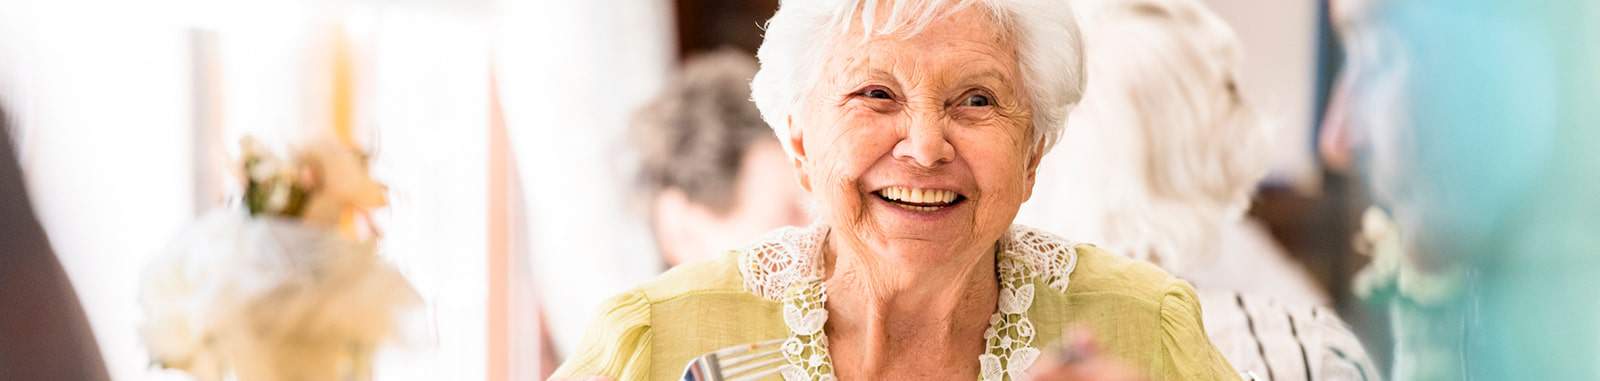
1330, 0, 1600, 378
0, 104, 113, 381
139, 136, 422, 381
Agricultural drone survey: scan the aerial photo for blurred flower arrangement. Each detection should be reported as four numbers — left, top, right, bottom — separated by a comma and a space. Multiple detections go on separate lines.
139, 136, 420, 381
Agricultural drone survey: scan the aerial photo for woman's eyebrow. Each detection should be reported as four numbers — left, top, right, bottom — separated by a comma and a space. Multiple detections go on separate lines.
845, 68, 900, 88
955, 67, 1007, 85
942, 67, 1012, 95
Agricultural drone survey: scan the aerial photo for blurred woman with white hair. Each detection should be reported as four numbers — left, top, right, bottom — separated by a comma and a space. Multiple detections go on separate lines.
1019, 0, 1322, 304
1016, 0, 1380, 379
552, 0, 1239, 380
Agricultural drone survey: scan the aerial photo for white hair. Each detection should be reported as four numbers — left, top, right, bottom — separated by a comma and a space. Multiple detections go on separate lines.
1021, 0, 1270, 269
1085, 0, 1268, 212
751, 0, 1087, 158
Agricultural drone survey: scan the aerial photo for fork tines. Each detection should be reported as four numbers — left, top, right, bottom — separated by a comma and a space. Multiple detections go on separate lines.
682, 338, 788, 381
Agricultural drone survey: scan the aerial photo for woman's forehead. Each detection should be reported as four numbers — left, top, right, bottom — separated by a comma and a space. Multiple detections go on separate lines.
825, 8, 1020, 86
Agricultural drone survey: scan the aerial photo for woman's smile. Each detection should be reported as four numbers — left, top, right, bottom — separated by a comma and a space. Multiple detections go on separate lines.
872, 186, 966, 212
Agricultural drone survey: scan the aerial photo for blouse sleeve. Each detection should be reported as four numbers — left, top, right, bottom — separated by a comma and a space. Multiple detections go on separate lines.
550, 290, 654, 381
1155, 279, 1242, 380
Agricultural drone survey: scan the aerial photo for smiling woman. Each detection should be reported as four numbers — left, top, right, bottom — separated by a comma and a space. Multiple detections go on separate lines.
551, 1, 1239, 380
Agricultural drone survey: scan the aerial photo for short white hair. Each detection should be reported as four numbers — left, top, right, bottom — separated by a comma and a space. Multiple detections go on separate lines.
1076, 0, 1269, 211
1023, 0, 1269, 268
751, 0, 1087, 158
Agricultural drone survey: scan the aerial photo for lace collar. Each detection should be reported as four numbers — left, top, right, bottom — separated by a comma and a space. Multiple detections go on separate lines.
737, 224, 1080, 381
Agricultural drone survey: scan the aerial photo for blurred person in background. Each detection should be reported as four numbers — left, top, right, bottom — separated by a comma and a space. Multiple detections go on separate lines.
533, 50, 812, 375
554, 0, 1239, 379
1324, 0, 1600, 378
630, 50, 812, 267
1017, 0, 1379, 378
0, 104, 112, 381
1022, 0, 1324, 305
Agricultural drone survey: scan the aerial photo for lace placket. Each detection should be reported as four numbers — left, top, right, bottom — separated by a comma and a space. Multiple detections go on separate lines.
741, 225, 1078, 381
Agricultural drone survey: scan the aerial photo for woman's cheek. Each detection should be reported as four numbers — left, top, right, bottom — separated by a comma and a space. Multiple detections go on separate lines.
962, 137, 1030, 226
804, 143, 862, 224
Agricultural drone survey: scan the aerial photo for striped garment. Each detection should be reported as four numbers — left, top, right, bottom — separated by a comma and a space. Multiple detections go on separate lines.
1198, 289, 1382, 381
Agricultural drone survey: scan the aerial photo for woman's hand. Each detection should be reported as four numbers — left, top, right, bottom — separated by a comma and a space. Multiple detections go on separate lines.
1028, 328, 1148, 381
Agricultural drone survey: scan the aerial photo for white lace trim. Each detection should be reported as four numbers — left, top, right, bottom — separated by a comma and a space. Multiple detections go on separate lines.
1000, 225, 1081, 293
738, 224, 829, 300
737, 224, 1080, 381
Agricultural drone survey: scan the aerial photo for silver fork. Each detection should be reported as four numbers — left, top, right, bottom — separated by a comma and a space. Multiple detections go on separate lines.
680, 338, 789, 381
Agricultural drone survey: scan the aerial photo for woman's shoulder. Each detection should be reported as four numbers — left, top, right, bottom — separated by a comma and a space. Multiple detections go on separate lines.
1009, 225, 1204, 333
643, 223, 826, 302
552, 249, 787, 380
1004, 224, 1183, 302
1066, 244, 1190, 301
1012, 226, 1237, 379
570, 250, 761, 337
635, 250, 754, 302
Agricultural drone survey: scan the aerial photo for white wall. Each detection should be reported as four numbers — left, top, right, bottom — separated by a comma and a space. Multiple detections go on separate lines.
494, 0, 675, 356
364, 5, 491, 380
0, 0, 494, 379
0, 1, 194, 379
1203, 0, 1323, 190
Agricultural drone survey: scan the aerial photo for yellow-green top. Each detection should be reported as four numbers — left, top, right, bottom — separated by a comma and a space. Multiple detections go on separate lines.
553, 225, 1238, 380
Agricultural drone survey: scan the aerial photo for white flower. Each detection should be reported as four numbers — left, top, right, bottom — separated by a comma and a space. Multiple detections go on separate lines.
140, 211, 421, 380
779, 364, 809, 381
783, 304, 827, 336
1007, 348, 1042, 380
1016, 318, 1036, 342
999, 284, 1034, 314
782, 337, 805, 360
979, 354, 1004, 381
998, 256, 1022, 275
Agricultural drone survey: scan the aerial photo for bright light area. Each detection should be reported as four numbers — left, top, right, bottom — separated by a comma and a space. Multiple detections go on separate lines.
0, 0, 491, 379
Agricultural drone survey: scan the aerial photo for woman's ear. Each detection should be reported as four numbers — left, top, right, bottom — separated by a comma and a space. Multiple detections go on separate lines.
1022, 138, 1047, 201
787, 116, 813, 192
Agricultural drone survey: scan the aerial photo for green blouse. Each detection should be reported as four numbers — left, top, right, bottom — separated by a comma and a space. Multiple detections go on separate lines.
553, 225, 1238, 380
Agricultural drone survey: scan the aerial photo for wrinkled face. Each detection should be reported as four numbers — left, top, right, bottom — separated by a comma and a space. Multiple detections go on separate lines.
787, 7, 1042, 266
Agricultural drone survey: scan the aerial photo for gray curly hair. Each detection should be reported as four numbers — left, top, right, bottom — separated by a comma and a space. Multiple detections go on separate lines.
631, 50, 773, 213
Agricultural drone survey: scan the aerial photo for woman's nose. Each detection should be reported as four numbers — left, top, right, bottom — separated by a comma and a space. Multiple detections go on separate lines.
892, 117, 955, 168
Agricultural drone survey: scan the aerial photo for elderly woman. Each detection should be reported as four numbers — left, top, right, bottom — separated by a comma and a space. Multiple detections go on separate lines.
553, 0, 1237, 380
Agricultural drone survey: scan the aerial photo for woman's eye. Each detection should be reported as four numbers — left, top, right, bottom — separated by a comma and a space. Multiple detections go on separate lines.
863, 88, 892, 99
963, 93, 992, 107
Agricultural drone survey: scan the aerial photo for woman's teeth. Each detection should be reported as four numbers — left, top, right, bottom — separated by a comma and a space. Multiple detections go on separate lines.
877, 186, 960, 212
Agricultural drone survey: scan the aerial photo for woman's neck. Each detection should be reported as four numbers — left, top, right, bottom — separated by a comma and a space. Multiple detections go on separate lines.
818, 233, 999, 378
